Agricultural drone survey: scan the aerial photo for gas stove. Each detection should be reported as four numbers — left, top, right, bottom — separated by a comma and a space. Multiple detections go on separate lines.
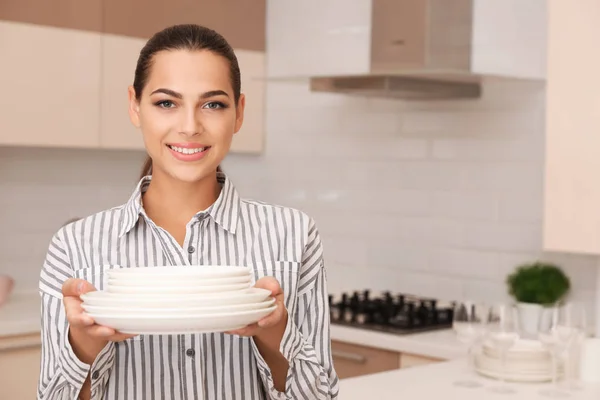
328, 290, 456, 335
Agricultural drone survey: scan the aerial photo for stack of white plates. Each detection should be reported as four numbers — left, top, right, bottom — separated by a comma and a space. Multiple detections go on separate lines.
474, 338, 562, 382
81, 266, 276, 334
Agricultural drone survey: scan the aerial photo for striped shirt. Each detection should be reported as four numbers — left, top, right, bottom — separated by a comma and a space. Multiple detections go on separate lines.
38, 173, 339, 400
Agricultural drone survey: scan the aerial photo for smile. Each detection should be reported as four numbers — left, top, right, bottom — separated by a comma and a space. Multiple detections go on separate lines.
167, 145, 210, 154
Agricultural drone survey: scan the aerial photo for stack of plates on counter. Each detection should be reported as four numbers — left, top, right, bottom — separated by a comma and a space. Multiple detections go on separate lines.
474, 338, 562, 382
80, 266, 276, 334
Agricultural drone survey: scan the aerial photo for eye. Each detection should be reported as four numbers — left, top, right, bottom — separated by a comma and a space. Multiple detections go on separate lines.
203, 101, 227, 110
155, 100, 175, 109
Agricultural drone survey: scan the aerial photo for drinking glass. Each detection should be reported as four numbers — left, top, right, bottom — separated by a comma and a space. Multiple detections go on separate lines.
452, 301, 490, 388
487, 304, 520, 394
538, 305, 576, 398
561, 302, 587, 391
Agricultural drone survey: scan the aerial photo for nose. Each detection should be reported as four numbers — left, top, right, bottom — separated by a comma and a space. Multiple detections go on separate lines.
178, 106, 203, 136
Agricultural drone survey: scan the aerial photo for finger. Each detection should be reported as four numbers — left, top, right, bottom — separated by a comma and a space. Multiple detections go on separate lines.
227, 324, 259, 337
257, 304, 285, 328
62, 278, 97, 297
112, 333, 137, 342
63, 300, 94, 327
254, 277, 282, 295
86, 325, 117, 337
62, 278, 85, 297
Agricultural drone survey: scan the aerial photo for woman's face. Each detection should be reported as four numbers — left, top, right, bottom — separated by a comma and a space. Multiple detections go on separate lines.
128, 49, 244, 183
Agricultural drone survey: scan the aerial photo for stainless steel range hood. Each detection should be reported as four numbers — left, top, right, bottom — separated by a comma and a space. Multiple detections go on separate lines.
308, 0, 485, 100
310, 74, 482, 100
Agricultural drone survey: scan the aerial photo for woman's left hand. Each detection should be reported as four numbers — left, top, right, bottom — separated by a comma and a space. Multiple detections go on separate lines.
226, 276, 287, 337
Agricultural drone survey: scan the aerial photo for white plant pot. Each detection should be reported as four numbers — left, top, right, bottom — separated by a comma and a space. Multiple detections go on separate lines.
516, 302, 550, 337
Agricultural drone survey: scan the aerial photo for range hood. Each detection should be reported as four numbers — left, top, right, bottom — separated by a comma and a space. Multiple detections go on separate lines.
309, 0, 485, 100
310, 74, 481, 100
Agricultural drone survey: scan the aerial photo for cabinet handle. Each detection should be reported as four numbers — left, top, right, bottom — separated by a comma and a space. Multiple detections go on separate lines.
391, 39, 406, 45
332, 350, 367, 364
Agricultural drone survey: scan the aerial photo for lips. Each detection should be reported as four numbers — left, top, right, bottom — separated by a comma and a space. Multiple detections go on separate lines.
166, 143, 211, 162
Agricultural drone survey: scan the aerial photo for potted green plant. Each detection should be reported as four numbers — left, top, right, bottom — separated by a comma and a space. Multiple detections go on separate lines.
506, 261, 571, 335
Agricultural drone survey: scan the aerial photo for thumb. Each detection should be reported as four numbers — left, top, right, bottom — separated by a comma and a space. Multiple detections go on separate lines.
62, 278, 97, 297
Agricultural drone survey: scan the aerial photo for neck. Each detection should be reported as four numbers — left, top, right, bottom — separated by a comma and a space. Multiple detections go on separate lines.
142, 169, 221, 225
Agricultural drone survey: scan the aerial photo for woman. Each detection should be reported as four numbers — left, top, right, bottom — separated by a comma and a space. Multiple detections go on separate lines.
38, 24, 338, 400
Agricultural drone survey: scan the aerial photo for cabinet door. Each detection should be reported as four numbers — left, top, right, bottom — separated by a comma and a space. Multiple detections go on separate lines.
0, 2, 102, 148
0, 344, 41, 399
99, 33, 147, 150
370, 0, 428, 71
543, 0, 600, 254
331, 340, 400, 379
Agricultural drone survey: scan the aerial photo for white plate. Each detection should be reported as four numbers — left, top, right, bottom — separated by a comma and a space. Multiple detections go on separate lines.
475, 365, 554, 383
107, 265, 250, 279
107, 275, 251, 287
81, 298, 276, 315
80, 288, 272, 307
482, 338, 551, 361
106, 282, 251, 294
87, 305, 277, 334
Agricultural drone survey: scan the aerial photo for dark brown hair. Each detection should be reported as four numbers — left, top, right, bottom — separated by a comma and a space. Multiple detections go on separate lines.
135, 24, 240, 178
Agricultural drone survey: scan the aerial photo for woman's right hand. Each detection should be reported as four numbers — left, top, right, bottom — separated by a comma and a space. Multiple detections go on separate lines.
62, 278, 135, 364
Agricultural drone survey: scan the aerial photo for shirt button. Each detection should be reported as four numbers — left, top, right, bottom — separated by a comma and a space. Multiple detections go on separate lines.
186, 348, 195, 357
92, 371, 100, 380
187, 246, 195, 254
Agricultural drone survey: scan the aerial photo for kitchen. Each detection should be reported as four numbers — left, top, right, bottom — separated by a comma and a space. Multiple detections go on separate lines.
2, 0, 600, 398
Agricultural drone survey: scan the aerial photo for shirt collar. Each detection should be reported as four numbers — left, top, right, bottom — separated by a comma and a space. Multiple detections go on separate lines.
118, 171, 241, 237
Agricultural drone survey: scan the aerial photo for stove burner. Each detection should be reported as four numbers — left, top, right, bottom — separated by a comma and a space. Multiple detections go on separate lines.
328, 290, 455, 335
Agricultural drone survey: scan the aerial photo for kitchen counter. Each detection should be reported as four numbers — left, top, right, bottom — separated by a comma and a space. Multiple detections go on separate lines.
340, 359, 600, 399
330, 324, 466, 360
0, 291, 40, 337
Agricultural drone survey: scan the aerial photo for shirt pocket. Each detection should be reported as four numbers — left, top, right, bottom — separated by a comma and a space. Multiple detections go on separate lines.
249, 261, 301, 316
72, 264, 124, 291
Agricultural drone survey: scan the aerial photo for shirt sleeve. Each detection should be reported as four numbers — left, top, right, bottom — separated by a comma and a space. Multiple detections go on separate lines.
251, 219, 340, 399
38, 232, 116, 400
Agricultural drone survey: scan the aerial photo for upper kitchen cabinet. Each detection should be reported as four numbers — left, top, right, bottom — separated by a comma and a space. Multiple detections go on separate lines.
269, 0, 546, 89
543, 0, 600, 255
0, 1, 103, 148
100, 0, 266, 153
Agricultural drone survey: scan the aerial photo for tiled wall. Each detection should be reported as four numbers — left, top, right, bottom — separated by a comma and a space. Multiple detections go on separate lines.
223, 78, 599, 318
0, 148, 146, 291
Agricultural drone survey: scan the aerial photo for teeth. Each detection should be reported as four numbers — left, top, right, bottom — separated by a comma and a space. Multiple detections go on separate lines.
169, 145, 206, 154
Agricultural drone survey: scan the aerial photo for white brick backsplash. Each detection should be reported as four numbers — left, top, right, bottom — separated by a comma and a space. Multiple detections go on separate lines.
498, 192, 543, 223
430, 191, 498, 221
366, 242, 430, 271
463, 223, 542, 252
428, 248, 500, 280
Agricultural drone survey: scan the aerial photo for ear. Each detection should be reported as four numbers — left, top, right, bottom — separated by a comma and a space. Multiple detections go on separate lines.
128, 86, 141, 128
233, 93, 246, 134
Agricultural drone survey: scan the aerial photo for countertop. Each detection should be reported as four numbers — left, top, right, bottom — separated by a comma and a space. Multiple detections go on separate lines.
0, 291, 41, 337
340, 359, 600, 399
330, 324, 467, 360
1, 293, 467, 360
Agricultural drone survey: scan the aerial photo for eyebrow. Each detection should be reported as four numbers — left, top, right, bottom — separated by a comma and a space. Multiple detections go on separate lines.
150, 88, 230, 99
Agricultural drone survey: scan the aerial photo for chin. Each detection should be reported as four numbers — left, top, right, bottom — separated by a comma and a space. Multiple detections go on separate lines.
163, 164, 219, 184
